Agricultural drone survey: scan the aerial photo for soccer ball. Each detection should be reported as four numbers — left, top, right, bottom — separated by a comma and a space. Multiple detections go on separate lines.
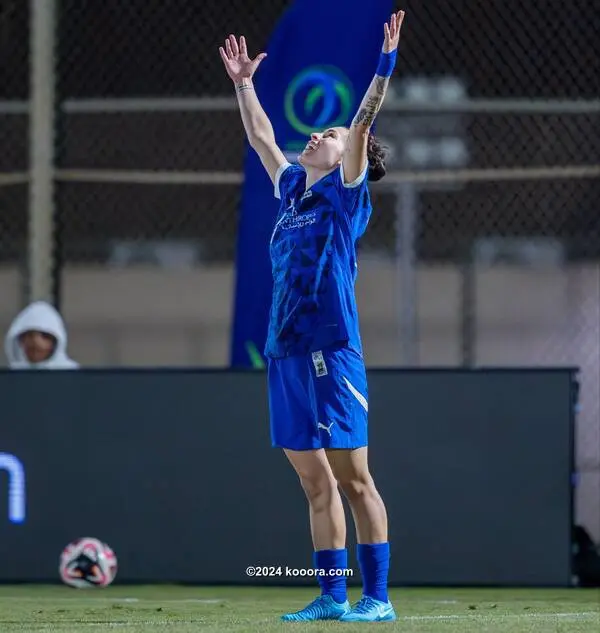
59, 537, 118, 588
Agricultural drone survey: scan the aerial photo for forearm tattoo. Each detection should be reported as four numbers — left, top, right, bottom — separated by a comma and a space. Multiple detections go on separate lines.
353, 76, 388, 127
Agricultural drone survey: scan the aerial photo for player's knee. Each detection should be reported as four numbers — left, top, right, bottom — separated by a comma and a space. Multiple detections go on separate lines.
337, 473, 374, 502
299, 472, 337, 507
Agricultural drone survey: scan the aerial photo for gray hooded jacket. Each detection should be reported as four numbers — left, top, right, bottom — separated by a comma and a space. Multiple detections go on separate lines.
4, 301, 79, 369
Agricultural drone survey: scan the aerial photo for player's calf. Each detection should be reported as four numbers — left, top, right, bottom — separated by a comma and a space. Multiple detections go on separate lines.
337, 475, 388, 544
296, 468, 346, 550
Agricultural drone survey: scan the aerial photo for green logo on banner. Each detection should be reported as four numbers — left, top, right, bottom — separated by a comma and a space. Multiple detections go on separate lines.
285, 66, 354, 137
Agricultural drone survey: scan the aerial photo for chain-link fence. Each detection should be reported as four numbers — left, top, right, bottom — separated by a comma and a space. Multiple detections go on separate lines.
0, 0, 29, 331
1, 0, 599, 537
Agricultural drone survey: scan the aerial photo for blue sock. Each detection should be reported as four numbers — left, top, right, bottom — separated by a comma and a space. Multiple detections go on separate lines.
357, 542, 390, 603
313, 548, 348, 604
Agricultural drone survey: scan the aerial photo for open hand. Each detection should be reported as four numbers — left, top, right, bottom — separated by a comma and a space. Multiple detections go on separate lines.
382, 10, 405, 53
219, 35, 267, 83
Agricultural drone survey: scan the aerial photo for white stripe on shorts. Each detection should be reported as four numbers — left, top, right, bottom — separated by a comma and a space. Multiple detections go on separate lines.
343, 376, 368, 412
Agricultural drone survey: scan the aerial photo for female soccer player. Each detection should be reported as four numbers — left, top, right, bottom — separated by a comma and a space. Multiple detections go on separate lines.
220, 10, 405, 623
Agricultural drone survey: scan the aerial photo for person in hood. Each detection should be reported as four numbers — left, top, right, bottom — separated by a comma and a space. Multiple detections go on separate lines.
4, 301, 79, 369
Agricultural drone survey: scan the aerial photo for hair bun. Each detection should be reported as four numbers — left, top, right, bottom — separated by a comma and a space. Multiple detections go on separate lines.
367, 133, 388, 182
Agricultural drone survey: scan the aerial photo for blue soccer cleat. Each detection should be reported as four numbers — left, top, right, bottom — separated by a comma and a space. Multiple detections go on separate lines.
339, 595, 397, 622
280, 594, 350, 621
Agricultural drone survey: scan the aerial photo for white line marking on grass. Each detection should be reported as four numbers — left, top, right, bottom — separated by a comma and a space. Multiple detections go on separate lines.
114, 598, 138, 603
403, 612, 599, 622
23, 624, 190, 629
8, 623, 202, 629
112, 598, 222, 604
18, 619, 270, 630
0, 597, 223, 604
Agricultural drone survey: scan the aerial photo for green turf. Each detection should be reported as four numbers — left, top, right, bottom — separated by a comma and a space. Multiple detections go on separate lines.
0, 585, 598, 632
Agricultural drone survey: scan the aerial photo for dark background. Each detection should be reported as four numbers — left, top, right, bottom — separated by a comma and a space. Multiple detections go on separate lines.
2, 0, 596, 99
0, 0, 598, 263
0, 369, 575, 586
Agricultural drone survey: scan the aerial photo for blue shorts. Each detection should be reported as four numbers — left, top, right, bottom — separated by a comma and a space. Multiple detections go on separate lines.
267, 344, 369, 451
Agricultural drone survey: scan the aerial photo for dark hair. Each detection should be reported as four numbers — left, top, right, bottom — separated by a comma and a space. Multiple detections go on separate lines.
367, 133, 387, 182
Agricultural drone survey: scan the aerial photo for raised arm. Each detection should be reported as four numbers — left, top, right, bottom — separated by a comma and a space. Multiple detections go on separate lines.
219, 34, 287, 185
342, 11, 405, 183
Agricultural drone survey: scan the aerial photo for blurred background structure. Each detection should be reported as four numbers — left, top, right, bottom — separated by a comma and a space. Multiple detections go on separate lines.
0, 1, 598, 537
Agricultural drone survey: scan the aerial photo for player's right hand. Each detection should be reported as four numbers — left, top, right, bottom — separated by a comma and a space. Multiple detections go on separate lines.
219, 35, 267, 83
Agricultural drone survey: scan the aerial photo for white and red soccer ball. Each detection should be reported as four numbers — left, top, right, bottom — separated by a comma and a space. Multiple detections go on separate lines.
59, 537, 118, 588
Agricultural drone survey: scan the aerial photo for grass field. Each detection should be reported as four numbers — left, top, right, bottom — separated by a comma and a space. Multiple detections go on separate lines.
0, 585, 598, 632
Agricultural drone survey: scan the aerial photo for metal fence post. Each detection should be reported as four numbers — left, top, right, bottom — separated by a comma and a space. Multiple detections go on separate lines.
27, 0, 57, 304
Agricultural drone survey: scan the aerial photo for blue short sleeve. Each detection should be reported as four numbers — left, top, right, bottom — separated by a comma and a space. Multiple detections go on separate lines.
335, 162, 371, 221
274, 163, 305, 200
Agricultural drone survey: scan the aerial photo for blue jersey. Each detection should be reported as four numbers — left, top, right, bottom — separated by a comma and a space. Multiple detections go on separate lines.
264, 161, 372, 359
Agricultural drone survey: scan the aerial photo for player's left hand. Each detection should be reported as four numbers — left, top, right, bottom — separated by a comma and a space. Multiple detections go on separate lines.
382, 10, 405, 53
